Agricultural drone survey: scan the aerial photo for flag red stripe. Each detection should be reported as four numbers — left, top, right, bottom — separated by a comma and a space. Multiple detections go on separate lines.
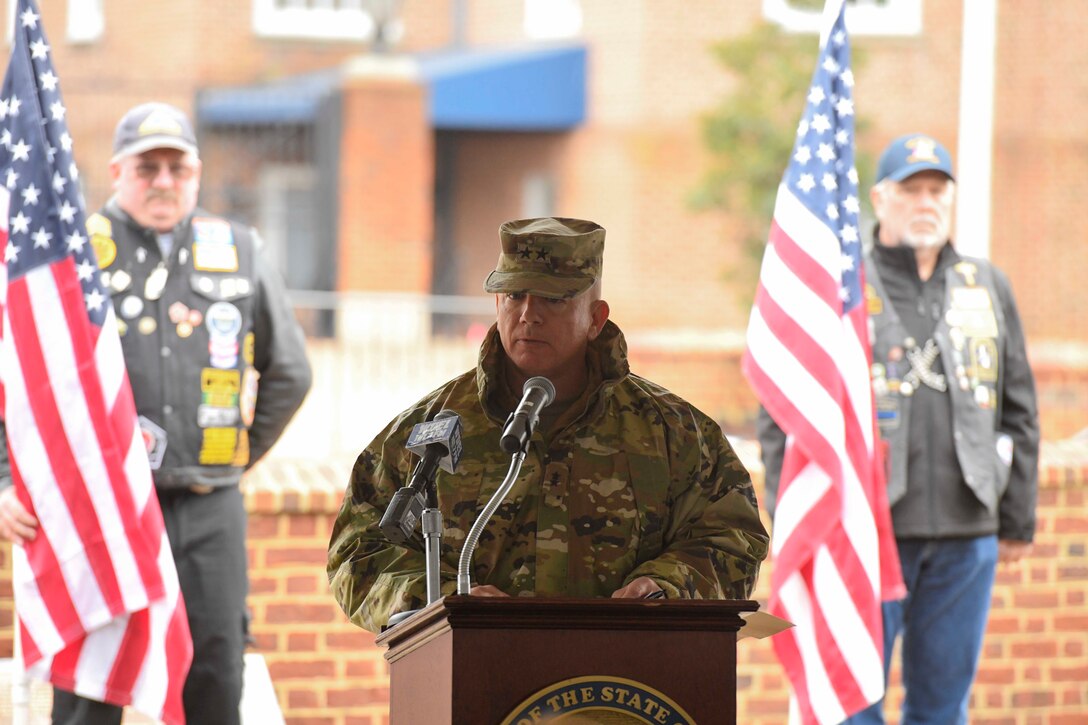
7, 274, 126, 617
751, 281, 844, 476
769, 590, 816, 722
812, 539, 873, 714
9, 455, 84, 646
18, 616, 43, 666
744, 7, 905, 716
162, 595, 193, 725
3, 3, 193, 717
105, 608, 150, 703
768, 221, 842, 309
47, 632, 84, 692
56, 261, 167, 603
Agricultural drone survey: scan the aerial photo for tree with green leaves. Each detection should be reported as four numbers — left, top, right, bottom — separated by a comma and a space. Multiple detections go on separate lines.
691, 20, 870, 307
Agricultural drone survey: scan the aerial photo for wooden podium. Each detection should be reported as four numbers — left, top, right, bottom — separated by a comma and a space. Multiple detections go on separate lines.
374, 595, 758, 724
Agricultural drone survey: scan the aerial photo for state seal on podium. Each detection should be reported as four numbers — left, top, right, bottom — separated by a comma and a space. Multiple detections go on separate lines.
500, 675, 696, 725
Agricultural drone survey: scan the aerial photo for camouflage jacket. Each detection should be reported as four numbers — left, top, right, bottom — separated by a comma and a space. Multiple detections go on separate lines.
328, 321, 769, 632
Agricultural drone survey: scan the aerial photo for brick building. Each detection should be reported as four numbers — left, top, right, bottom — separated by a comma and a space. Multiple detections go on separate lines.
3, 0, 1086, 722
35, 0, 1088, 344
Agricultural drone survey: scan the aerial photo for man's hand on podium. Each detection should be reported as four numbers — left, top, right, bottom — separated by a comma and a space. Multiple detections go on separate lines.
470, 584, 510, 597
610, 576, 663, 599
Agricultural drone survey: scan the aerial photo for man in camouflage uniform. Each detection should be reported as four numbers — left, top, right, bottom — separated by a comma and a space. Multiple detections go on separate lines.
328, 217, 769, 633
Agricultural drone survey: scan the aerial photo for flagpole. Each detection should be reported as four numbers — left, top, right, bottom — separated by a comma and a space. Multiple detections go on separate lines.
953, 0, 997, 258
818, 0, 845, 47
11, 585, 30, 725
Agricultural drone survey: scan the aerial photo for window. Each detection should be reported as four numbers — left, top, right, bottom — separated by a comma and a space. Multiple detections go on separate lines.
524, 0, 582, 40
521, 173, 556, 219
67, 0, 104, 44
762, 0, 922, 36
257, 164, 318, 289
252, 0, 376, 41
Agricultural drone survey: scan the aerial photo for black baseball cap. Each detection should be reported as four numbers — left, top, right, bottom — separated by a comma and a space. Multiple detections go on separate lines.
111, 102, 198, 162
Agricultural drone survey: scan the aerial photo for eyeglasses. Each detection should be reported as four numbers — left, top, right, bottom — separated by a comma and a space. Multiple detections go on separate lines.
133, 161, 197, 181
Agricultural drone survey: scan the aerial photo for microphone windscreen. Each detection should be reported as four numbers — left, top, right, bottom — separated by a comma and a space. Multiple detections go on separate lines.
405, 410, 463, 473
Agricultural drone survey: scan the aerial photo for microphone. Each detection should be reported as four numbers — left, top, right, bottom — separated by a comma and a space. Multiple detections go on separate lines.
499, 377, 556, 454
405, 409, 464, 476
379, 410, 463, 545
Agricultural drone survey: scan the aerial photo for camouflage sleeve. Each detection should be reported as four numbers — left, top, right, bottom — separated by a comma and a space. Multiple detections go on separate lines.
326, 419, 457, 633
623, 411, 769, 600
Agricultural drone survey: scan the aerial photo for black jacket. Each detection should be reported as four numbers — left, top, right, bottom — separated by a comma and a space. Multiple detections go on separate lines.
759, 239, 1039, 542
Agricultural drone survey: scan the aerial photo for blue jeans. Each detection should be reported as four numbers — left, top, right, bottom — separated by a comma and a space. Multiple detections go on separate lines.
844, 536, 998, 725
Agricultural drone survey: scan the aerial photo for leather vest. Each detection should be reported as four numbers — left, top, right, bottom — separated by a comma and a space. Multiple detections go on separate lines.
865, 255, 1013, 512
90, 205, 261, 489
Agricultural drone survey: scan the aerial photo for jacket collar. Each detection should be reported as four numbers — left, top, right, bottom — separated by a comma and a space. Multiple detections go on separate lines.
871, 228, 961, 281
104, 196, 195, 240
475, 319, 631, 421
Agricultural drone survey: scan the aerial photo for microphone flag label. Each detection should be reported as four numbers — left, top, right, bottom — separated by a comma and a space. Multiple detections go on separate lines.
406, 414, 463, 473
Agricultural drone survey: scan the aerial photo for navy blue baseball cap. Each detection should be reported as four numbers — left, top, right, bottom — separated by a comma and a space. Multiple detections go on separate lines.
876, 134, 955, 183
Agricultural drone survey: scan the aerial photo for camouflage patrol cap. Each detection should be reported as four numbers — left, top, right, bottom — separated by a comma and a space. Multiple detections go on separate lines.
483, 217, 605, 300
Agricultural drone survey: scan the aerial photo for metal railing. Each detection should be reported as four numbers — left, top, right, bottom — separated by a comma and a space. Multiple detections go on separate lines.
270, 291, 496, 461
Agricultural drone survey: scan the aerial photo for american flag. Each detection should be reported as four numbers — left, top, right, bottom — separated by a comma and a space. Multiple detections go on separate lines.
742, 1, 904, 722
0, 1, 191, 722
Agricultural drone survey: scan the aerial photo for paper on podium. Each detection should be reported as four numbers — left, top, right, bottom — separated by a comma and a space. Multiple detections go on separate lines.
737, 610, 793, 641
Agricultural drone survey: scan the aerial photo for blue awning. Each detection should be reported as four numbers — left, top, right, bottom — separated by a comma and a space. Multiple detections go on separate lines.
197, 68, 341, 126
197, 44, 586, 132
417, 44, 586, 131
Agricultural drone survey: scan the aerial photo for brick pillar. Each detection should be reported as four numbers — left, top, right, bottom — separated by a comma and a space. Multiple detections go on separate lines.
337, 56, 433, 294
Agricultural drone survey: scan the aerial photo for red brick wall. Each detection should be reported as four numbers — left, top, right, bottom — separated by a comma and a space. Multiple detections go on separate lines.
337, 69, 434, 293
2, 441, 1084, 724
243, 464, 390, 723
253, 441, 1088, 724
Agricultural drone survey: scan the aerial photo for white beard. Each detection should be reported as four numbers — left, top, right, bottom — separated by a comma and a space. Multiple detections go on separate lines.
901, 215, 948, 249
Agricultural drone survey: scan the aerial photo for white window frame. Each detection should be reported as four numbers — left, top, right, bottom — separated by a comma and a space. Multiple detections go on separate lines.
763, 0, 922, 37
67, 0, 104, 44
524, 0, 582, 40
252, 0, 375, 41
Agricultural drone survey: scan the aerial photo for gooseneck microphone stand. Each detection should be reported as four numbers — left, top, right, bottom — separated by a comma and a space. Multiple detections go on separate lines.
456, 451, 526, 595
458, 376, 553, 594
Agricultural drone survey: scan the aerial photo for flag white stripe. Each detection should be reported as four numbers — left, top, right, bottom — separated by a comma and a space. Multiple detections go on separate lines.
813, 547, 884, 700
11, 546, 65, 656
130, 537, 178, 713
780, 571, 847, 725
758, 239, 844, 364
772, 459, 831, 557
747, 306, 846, 453
774, 187, 842, 280
73, 613, 129, 701
3, 298, 109, 629
841, 317, 875, 445
27, 268, 147, 613
838, 454, 880, 593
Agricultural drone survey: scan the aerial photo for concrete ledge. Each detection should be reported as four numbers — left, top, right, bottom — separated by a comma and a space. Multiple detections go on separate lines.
241, 437, 1088, 515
